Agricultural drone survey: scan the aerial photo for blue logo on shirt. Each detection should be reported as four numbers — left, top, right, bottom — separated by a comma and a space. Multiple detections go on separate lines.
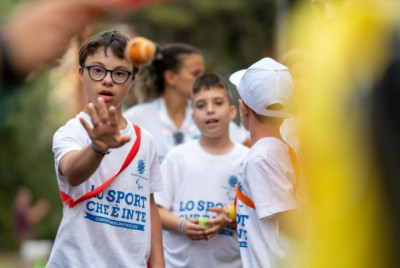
220, 175, 238, 201
237, 181, 243, 192
131, 159, 148, 190
137, 160, 145, 174
229, 175, 237, 187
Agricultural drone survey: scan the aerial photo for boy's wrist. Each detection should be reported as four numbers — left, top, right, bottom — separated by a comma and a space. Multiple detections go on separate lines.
90, 142, 110, 156
178, 219, 186, 234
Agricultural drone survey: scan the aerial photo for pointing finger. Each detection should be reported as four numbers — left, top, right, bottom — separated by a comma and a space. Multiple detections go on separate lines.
108, 106, 118, 129
79, 117, 92, 134
87, 103, 100, 127
97, 97, 109, 123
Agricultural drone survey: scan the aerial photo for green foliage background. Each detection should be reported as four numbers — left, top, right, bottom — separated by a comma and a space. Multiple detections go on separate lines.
0, 0, 299, 251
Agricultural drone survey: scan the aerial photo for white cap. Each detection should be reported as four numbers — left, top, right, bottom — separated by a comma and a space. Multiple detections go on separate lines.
229, 57, 294, 118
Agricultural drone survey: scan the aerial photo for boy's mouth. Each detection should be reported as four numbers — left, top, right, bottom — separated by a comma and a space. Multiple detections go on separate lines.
99, 90, 114, 102
99, 90, 114, 97
206, 118, 219, 125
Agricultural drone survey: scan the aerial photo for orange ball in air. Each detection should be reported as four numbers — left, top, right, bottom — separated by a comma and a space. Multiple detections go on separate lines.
125, 37, 156, 66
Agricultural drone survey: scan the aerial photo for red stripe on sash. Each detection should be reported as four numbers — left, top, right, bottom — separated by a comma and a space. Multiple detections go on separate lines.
59, 124, 141, 208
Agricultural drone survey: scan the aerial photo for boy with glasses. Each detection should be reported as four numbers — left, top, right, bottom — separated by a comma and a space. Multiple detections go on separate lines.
48, 30, 165, 267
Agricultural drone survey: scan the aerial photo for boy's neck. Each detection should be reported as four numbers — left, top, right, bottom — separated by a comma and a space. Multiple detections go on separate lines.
199, 133, 234, 155
162, 90, 188, 129
249, 116, 283, 145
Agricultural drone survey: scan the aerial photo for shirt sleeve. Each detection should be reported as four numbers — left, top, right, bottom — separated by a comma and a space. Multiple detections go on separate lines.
154, 151, 178, 210
247, 156, 297, 220
52, 122, 87, 181
148, 134, 164, 194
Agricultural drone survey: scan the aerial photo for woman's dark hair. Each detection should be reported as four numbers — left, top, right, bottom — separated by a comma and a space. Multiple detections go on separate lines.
139, 43, 202, 101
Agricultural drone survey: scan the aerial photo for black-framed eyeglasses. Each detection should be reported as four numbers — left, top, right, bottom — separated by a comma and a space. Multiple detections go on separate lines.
81, 65, 138, 84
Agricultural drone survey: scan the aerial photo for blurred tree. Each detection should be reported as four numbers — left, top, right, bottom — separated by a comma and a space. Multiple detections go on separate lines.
0, 74, 63, 250
121, 0, 277, 74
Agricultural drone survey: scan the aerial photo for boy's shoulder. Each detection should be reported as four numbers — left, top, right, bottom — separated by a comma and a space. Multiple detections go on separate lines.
233, 141, 250, 154
54, 112, 87, 137
135, 124, 155, 141
124, 100, 157, 119
167, 139, 197, 155
248, 137, 289, 164
177, 140, 249, 159
162, 140, 200, 163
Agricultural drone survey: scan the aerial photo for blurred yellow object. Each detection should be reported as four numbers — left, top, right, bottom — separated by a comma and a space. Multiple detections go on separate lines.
287, 1, 400, 267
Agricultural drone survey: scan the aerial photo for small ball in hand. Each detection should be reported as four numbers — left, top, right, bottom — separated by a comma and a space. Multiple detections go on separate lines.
198, 217, 211, 229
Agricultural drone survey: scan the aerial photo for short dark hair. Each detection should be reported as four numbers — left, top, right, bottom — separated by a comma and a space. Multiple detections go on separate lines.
192, 73, 233, 104
78, 30, 137, 72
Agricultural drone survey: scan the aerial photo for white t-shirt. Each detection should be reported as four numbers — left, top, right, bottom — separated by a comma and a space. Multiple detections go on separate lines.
155, 140, 249, 268
236, 138, 297, 268
47, 112, 163, 268
123, 98, 249, 163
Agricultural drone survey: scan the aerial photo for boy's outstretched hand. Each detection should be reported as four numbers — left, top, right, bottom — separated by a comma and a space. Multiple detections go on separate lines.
80, 97, 131, 152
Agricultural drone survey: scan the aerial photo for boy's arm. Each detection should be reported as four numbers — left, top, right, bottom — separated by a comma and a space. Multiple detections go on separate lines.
59, 98, 131, 186
58, 146, 105, 186
157, 206, 207, 241
149, 194, 165, 268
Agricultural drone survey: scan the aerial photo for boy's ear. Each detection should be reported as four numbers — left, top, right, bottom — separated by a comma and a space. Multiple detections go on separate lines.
78, 65, 84, 76
78, 66, 84, 81
230, 104, 237, 120
238, 99, 248, 117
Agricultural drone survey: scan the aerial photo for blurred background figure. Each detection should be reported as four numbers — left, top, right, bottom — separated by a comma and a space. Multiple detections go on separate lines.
12, 187, 51, 268
13, 187, 50, 243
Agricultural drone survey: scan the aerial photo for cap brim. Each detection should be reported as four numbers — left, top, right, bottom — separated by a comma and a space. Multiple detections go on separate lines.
229, 69, 246, 87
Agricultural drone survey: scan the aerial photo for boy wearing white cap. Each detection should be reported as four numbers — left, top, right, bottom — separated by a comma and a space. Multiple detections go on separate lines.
229, 57, 301, 268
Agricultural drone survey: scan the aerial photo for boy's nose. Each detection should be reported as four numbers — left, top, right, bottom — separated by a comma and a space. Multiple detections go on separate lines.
206, 103, 215, 113
103, 71, 114, 84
